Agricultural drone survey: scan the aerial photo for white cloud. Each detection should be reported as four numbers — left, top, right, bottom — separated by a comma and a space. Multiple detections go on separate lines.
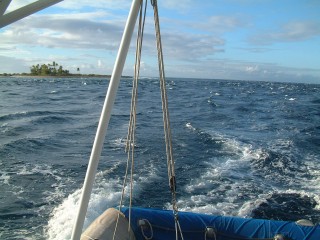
1, 13, 124, 50
1, 0, 319, 83
97, 59, 102, 68
0, 56, 30, 73
200, 15, 249, 33
250, 21, 320, 45
245, 65, 259, 73
161, 58, 320, 84
161, 33, 225, 61
4, 0, 133, 12
1, 7, 226, 62
57, 0, 131, 11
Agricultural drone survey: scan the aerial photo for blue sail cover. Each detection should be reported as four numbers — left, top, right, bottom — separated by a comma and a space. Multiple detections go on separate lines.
121, 207, 320, 240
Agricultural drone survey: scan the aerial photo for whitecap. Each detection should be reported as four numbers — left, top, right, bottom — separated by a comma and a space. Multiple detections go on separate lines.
185, 122, 196, 131
0, 172, 10, 185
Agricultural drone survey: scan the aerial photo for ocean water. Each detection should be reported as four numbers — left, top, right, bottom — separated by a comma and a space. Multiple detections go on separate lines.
0, 77, 319, 239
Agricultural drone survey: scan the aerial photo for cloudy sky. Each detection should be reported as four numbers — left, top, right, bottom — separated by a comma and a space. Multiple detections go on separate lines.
1, 0, 320, 83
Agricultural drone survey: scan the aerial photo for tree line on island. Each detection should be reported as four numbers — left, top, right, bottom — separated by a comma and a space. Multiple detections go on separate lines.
30, 61, 71, 76
0, 61, 130, 78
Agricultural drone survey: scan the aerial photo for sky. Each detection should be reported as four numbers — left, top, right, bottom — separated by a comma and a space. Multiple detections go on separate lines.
1, 0, 320, 84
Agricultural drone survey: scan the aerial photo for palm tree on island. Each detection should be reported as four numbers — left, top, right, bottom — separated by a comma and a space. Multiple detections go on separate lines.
30, 62, 70, 76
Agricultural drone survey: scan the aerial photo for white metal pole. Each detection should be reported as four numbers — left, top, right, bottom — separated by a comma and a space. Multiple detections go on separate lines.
0, 0, 12, 17
0, 0, 63, 28
71, 0, 141, 239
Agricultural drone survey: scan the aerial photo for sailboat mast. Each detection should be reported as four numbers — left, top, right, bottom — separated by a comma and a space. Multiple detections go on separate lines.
71, 0, 141, 239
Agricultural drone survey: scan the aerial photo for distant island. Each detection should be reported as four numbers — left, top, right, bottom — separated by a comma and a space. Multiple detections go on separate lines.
29, 61, 70, 76
0, 61, 131, 78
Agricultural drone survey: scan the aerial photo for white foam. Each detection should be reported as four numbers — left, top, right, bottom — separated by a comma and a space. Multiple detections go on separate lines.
238, 196, 267, 217
17, 164, 61, 180
45, 173, 127, 240
1, 164, 66, 201
46, 189, 81, 239
176, 132, 320, 218
185, 122, 196, 131
46, 161, 161, 239
303, 157, 320, 196
0, 122, 9, 133
0, 172, 10, 185
114, 137, 128, 147
167, 135, 272, 216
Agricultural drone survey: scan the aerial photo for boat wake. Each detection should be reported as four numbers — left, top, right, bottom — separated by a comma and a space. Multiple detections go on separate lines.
172, 123, 320, 223
45, 160, 161, 239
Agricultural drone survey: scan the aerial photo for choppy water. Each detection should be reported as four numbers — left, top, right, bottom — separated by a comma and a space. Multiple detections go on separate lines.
0, 77, 319, 239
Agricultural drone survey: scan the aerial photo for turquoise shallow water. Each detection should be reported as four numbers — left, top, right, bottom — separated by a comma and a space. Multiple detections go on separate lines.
0, 77, 319, 239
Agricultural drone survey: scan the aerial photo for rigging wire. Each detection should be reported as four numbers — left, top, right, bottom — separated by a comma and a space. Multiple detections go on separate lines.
151, 0, 184, 239
128, 0, 147, 232
113, 0, 147, 239
114, 1, 184, 239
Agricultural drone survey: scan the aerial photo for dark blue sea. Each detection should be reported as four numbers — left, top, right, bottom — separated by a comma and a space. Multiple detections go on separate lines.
0, 77, 319, 239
